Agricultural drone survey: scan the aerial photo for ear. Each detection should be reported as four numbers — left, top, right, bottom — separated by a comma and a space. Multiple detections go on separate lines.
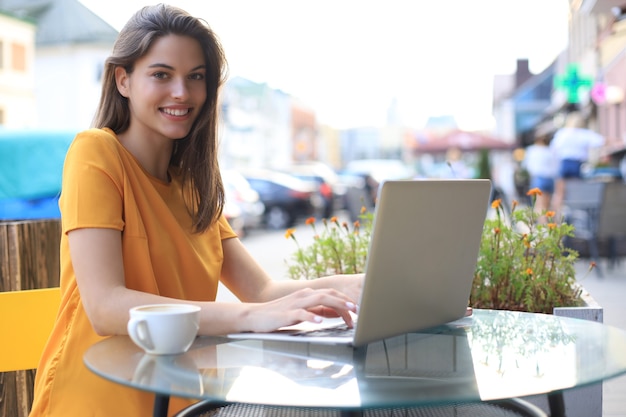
115, 66, 130, 98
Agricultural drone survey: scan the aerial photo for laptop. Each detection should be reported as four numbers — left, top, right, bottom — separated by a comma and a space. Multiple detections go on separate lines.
228, 179, 491, 347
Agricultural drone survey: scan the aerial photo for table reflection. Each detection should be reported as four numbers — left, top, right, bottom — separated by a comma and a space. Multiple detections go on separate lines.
221, 330, 480, 407
468, 311, 578, 399
83, 309, 626, 410
132, 354, 204, 394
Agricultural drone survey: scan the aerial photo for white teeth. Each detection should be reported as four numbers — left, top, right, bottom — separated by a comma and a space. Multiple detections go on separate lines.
162, 108, 189, 116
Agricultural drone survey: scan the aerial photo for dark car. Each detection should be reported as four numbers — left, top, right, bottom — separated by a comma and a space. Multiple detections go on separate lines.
222, 169, 265, 233
279, 162, 344, 218
243, 170, 324, 229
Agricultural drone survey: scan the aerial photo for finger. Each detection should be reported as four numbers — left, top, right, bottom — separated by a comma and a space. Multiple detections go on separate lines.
308, 305, 355, 328
291, 289, 357, 315
309, 306, 338, 318
338, 309, 355, 328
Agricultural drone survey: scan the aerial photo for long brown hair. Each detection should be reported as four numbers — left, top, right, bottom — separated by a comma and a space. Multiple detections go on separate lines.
92, 4, 228, 233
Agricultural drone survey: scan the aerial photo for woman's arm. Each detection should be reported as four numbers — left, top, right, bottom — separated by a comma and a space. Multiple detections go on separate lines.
69, 228, 205, 335
69, 228, 361, 337
219, 238, 363, 323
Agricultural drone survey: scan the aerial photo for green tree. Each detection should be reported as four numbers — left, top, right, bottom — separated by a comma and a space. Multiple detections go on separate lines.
476, 148, 492, 179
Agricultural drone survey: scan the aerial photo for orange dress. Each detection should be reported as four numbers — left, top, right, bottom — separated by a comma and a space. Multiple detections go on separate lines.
29, 128, 236, 417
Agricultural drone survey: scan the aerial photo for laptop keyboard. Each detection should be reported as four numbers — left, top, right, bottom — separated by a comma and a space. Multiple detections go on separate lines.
292, 323, 355, 338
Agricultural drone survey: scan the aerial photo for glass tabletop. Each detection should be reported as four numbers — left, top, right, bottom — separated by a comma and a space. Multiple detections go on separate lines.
83, 309, 626, 410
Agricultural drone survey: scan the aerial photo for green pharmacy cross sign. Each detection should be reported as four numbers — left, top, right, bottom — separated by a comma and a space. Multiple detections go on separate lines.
554, 63, 593, 104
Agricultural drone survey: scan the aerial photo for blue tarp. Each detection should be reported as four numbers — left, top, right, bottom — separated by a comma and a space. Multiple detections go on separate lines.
0, 129, 76, 219
0, 196, 60, 220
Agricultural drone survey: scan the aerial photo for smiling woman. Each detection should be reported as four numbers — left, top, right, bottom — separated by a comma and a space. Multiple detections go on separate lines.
29, 5, 363, 417
28, 5, 232, 416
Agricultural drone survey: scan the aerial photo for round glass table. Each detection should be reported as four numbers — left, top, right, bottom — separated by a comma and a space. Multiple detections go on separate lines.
84, 309, 626, 417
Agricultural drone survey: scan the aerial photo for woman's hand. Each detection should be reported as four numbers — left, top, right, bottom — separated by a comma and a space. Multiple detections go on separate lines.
297, 273, 363, 322
242, 287, 358, 333
317, 273, 364, 304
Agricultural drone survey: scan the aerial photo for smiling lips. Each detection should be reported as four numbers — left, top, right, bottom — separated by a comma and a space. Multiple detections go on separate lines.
161, 107, 191, 117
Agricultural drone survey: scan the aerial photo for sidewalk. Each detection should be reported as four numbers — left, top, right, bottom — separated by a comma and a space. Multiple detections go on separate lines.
574, 258, 626, 417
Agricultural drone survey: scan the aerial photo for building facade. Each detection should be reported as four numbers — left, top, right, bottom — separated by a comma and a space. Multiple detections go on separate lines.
0, 10, 36, 128
581, 0, 626, 160
0, 0, 118, 131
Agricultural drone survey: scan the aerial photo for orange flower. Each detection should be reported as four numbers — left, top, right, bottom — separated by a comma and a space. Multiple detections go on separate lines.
330, 216, 338, 223
512, 200, 518, 209
547, 223, 556, 229
546, 211, 556, 218
527, 187, 542, 196
305, 217, 316, 226
360, 206, 367, 214
491, 199, 501, 209
284, 228, 296, 239
526, 268, 533, 276
494, 227, 501, 234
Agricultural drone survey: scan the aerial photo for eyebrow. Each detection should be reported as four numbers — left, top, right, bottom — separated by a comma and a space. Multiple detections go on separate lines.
148, 63, 206, 72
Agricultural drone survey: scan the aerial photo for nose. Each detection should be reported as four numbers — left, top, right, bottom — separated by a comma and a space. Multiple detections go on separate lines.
171, 77, 190, 100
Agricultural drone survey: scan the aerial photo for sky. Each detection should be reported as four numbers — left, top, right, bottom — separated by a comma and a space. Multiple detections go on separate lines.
79, 0, 570, 131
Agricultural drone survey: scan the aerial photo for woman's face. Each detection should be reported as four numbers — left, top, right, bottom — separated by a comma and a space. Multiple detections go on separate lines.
115, 34, 207, 142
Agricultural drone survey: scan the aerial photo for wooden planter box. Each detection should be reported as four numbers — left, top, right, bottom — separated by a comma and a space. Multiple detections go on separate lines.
0, 219, 61, 417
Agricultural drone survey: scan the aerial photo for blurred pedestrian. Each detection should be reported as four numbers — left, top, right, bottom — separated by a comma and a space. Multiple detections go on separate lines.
550, 112, 605, 179
523, 135, 558, 219
445, 147, 472, 178
550, 112, 605, 215
512, 148, 530, 203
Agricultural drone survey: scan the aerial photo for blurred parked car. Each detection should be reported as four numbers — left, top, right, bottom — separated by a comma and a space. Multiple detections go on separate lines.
222, 169, 265, 233
343, 159, 415, 184
242, 169, 323, 229
335, 172, 371, 221
279, 161, 345, 218
222, 197, 244, 237
340, 159, 415, 219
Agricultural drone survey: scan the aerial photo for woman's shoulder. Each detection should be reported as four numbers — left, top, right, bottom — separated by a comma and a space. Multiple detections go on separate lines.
69, 128, 121, 155
65, 128, 126, 172
73, 127, 118, 145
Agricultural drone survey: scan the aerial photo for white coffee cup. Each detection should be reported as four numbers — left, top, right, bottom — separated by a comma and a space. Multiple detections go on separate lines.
127, 304, 200, 355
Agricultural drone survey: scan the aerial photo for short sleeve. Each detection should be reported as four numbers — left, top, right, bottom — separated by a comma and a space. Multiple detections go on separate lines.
217, 214, 238, 240
59, 129, 125, 234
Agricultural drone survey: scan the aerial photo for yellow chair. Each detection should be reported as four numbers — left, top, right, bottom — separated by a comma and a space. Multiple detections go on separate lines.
0, 287, 61, 372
